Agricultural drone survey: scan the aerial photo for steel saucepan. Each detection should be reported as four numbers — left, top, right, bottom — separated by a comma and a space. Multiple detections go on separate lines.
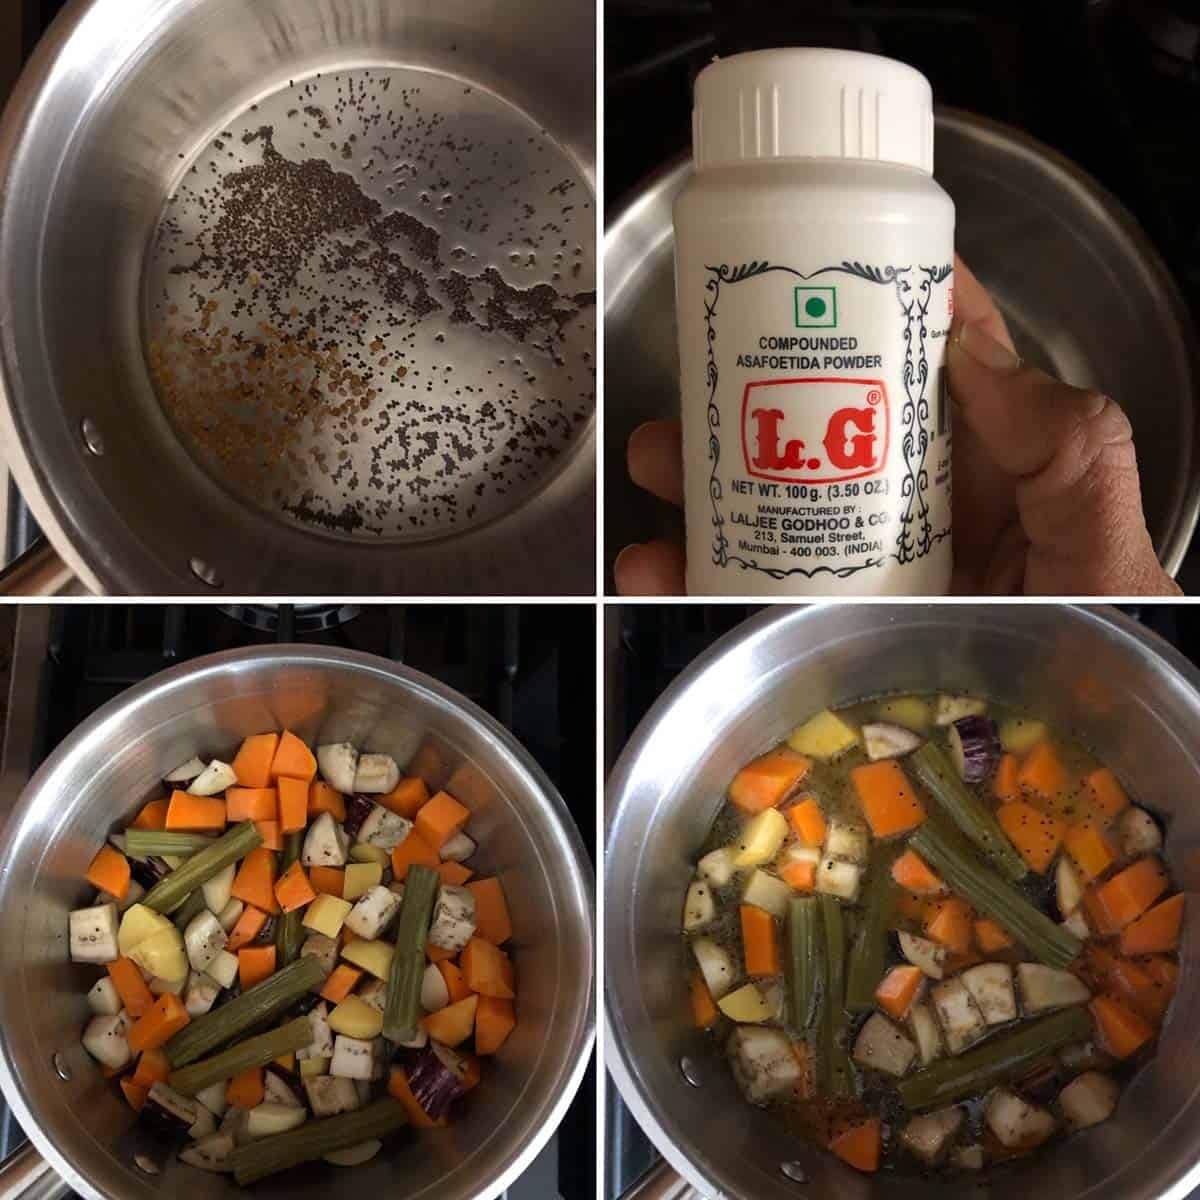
606, 604, 1200, 1200
0, 0, 596, 596
0, 645, 594, 1200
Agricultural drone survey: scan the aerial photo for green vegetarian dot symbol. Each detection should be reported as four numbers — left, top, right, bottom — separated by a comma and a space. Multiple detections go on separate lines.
805, 296, 827, 318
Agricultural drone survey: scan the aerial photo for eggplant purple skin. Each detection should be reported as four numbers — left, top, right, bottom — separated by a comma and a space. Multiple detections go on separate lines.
1015, 1057, 1062, 1105
139, 1094, 193, 1143
952, 715, 1001, 783
396, 1045, 467, 1120
253, 915, 278, 946
344, 793, 377, 840
129, 856, 171, 890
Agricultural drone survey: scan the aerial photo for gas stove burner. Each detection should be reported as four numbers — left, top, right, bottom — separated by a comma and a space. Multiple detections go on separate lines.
217, 604, 363, 634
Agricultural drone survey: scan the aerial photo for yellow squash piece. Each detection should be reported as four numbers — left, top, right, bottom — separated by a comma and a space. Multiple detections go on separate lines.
343, 862, 384, 902
349, 844, 391, 867
128, 926, 188, 983
787, 710, 859, 760
732, 809, 788, 867
117, 904, 174, 956
340, 938, 395, 980
717, 983, 776, 1023
999, 717, 1048, 756
878, 696, 932, 732
328, 995, 384, 1039
298, 1056, 330, 1078
302, 894, 353, 938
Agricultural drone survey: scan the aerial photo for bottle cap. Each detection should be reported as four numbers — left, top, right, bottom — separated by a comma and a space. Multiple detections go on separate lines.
693, 48, 934, 173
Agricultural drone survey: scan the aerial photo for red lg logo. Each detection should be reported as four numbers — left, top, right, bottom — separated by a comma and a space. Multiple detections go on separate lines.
741, 378, 889, 484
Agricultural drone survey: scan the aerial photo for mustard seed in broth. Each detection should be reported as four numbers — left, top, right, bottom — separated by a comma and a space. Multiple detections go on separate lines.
684, 692, 1180, 1177
143, 67, 595, 541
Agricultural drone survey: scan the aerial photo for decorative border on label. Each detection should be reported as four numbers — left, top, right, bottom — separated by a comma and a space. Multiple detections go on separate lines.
702, 259, 952, 579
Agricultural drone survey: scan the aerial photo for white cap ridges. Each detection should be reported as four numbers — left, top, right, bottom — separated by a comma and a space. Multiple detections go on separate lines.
693, 48, 934, 174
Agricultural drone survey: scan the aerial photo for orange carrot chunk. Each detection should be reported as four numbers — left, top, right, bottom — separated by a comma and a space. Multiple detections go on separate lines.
86, 845, 131, 902
924, 897, 973, 956
690, 970, 718, 1028
226, 904, 268, 951
165, 791, 227, 832
1085, 766, 1129, 824
438, 959, 473, 1005
729, 748, 811, 815
467, 877, 513, 945
426, 942, 456, 964
238, 945, 276, 990
850, 760, 925, 838
1064, 825, 1117, 883
120, 1079, 148, 1112
997, 801, 1066, 874
974, 918, 1014, 953
308, 866, 345, 898
379, 777, 430, 819
891, 850, 945, 896
474, 994, 516, 1055
421, 995, 479, 1047
269, 730, 316, 783
875, 965, 923, 1020
231, 847, 280, 914
226, 1065, 265, 1109
780, 860, 816, 893
461, 936, 515, 999
274, 860, 316, 912
107, 957, 155, 1019
1136, 956, 1179, 1024
1119, 893, 1184, 955
128, 993, 190, 1054
308, 781, 346, 821
388, 1067, 447, 1127
391, 830, 440, 882
232, 733, 280, 789
131, 1048, 170, 1088
1017, 741, 1067, 800
740, 904, 781, 976
1090, 994, 1154, 1058
1094, 857, 1169, 928
276, 777, 309, 834
320, 964, 363, 1005
829, 1118, 881, 1173
226, 787, 277, 823
254, 819, 283, 852
414, 790, 471, 852
130, 799, 169, 830
993, 754, 1020, 802
437, 861, 474, 887
787, 797, 827, 847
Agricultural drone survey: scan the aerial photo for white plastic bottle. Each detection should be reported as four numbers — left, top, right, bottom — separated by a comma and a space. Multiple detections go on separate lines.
674, 48, 955, 595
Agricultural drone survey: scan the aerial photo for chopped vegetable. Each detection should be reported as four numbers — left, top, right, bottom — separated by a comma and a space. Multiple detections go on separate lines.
696, 848, 736, 887
743, 868, 792, 917
862, 722, 922, 761
934, 695, 986, 726
82, 1014, 132, 1069
717, 982, 776, 1023
129, 992, 191, 1054
270, 731, 317, 783
86, 846, 131, 902
815, 856, 861, 902
787, 710, 859, 760
878, 696, 931, 731
850, 760, 926, 838
901, 1106, 962, 1165
475, 994, 516, 1055
783, 897, 818, 1028
382, 863, 439, 1044
741, 904, 780, 976
993, 754, 1020, 802
1017, 741, 1067, 801
69, 902, 120, 963
924, 897, 973, 956
845, 857, 896, 1007
1064, 825, 1117, 882
1118, 806, 1163, 858
1092, 857, 1169, 928
875, 966, 923, 1020
829, 1118, 881, 1173
853, 1012, 916, 1077
169, 1017, 314, 1096
141, 822, 262, 915
787, 797, 827, 847
1058, 1070, 1119, 1129
930, 976, 986, 1054
226, 787, 277, 823
908, 1001, 943, 1065
413, 790, 470, 851
165, 791, 227, 832
422, 994, 479, 1046
898, 931, 947, 980
985, 1088, 1056, 1149
461, 937, 515, 999
998, 717, 1048, 756
728, 1026, 804, 1104
353, 753, 400, 795
947, 715, 1000, 783
302, 894, 352, 938
729, 747, 812, 813
973, 918, 1014, 953
1017, 962, 1091, 1013
733, 807, 788, 866
1120, 893, 1183, 955
1090, 995, 1153, 1058
998, 801, 1066, 874
891, 851, 945, 896
960, 963, 1016, 1024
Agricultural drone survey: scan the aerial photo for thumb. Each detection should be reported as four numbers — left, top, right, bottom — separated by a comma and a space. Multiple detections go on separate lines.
947, 321, 1178, 596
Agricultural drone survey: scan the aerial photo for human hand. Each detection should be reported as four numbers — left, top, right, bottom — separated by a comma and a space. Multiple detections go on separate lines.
614, 255, 1179, 596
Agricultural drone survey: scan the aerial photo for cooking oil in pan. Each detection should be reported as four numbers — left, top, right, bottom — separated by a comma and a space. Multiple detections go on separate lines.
142, 67, 595, 542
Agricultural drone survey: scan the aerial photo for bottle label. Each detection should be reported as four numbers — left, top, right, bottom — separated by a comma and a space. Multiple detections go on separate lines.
682, 256, 954, 592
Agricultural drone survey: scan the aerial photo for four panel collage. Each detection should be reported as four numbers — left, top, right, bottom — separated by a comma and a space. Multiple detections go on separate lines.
0, 3, 1195, 1199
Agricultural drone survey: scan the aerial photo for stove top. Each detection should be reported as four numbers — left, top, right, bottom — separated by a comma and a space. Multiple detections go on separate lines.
0, 602, 594, 1200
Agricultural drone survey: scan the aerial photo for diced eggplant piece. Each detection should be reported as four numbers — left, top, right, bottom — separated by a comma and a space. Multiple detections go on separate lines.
356, 806, 412, 851
342, 793, 377, 841
323, 1140, 383, 1167
863, 722, 923, 761
150, 975, 186, 996
742, 869, 792, 917
316, 743, 359, 795
205, 950, 239, 991
296, 1002, 334, 1060
302, 812, 349, 868
950, 1144, 984, 1171
195, 1082, 228, 1118
143, 1083, 199, 1141
184, 971, 221, 1018
188, 760, 237, 797
245, 1102, 308, 1139
691, 937, 735, 1001
397, 1043, 468, 1119
901, 1106, 963, 1165
357, 978, 387, 1012
304, 1075, 362, 1117
985, 1089, 1056, 1149
825, 818, 868, 863
1058, 1070, 1120, 1129
184, 910, 228, 973
853, 1012, 917, 1077
909, 1001, 943, 1065
998, 717, 1048, 756
82, 1014, 131, 1070
87, 977, 121, 1016
300, 933, 339, 985
1017, 963, 1091, 1014
439, 832, 475, 863
1062, 910, 1090, 941
189, 1105, 216, 1140
345, 884, 403, 941
179, 1132, 235, 1172
948, 715, 1000, 783
164, 756, 206, 785
961, 963, 1017, 1025
128, 856, 171, 891
426, 884, 476, 953
1056, 857, 1084, 918
898, 931, 947, 980
263, 1066, 304, 1108
698, 847, 737, 888
201, 864, 236, 917
683, 879, 716, 932
816, 857, 860, 902
931, 977, 986, 1053
70, 903, 119, 964
353, 754, 400, 795
421, 963, 450, 1012
934, 695, 987, 726
216, 898, 244, 934
728, 1027, 803, 1105
1119, 807, 1162, 858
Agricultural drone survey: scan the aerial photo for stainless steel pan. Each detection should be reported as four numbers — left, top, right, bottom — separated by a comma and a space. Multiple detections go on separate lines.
604, 110, 1200, 582
607, 604, 1200, 1199
0, 644, 594, 1200
0, 0, 596, 595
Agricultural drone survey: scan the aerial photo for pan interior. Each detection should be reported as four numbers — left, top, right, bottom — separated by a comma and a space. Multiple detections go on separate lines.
142, 65, 595, 542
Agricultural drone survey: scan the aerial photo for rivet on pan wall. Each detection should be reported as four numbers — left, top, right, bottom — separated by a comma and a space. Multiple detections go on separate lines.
780, 1161, 808, 1183
51, 1052, 71, 1081
79, 418, 105, 456
189, 558, 222, 589
679, 1056, 704, 1087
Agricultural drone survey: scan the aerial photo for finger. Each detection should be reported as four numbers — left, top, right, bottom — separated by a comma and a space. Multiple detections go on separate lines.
613, 541, 686, 595
948, 321, 1176, 595
952, 254, 1015, 352
628, 420, 684, 507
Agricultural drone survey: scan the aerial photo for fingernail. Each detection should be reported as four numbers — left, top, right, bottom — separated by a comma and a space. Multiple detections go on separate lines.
953, 321, 1022, 372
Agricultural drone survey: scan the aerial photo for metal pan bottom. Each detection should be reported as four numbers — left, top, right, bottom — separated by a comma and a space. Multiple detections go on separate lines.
143, 63, 596, 544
